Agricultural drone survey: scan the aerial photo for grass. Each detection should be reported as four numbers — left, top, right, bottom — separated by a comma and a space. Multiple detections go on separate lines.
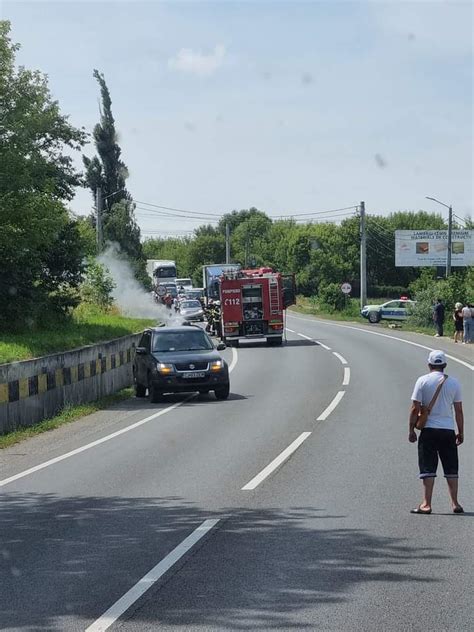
0, 304, 156, 364
0, 387, 134, 449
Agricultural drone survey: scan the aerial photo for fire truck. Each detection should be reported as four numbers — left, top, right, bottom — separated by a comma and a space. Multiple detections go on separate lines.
218, 267, 296, 346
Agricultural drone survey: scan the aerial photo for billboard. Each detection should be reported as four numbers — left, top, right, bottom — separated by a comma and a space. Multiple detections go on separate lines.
395, 230, 474, 267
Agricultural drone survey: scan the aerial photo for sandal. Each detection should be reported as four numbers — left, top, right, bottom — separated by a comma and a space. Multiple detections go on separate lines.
410, 506, 432, 515
453, 506, 464, 514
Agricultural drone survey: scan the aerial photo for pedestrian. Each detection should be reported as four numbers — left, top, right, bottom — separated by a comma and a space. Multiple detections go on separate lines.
433, 298, 445, 337
461, 302, 473, 344
453, 302, 464, 343
408, 350, 464, 514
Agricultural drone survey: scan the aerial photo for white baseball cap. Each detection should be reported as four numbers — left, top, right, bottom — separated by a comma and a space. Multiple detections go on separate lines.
428, 350, 447, 366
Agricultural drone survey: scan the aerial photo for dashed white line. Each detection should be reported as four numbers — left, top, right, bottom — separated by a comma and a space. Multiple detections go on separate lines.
285, 327, 296, 333
0, 348, 240, 489
297, 332, 313, 341
343, 367, 351, 386
85, 519, 220, 632
333, 351, 348, 365
317, 391, 345, 421
241, 432, 312, 490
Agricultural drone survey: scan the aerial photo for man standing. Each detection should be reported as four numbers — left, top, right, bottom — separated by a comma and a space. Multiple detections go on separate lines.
408, 350, 464, 514
433, 298, 445, 337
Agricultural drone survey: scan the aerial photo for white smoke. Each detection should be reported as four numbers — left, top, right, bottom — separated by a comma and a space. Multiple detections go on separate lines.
98, 244, 181, 326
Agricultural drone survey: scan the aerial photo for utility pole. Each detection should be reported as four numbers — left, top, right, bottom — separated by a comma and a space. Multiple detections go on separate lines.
225, 222, 231, 263
96, 185, 103, 252
446, 205, 452, 277
360, 201, 367, 309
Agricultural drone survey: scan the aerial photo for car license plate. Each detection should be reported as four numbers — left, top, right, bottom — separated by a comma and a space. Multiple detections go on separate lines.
182, 371, 206, 379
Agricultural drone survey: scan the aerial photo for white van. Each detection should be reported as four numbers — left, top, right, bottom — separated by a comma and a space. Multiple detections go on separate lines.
176, 278, 193, 291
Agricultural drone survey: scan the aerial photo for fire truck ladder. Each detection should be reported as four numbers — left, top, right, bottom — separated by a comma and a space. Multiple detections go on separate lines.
269, 279, 280, 315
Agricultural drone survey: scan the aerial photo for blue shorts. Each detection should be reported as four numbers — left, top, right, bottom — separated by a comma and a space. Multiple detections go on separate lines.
418, 428, 458, 479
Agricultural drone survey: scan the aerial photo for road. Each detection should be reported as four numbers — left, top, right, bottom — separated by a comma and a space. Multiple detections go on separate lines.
1, 313, 472, 631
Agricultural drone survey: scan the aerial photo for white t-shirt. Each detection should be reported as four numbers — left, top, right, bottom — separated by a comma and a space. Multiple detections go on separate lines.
462, 306, 473, 319
411, 372, 462, 430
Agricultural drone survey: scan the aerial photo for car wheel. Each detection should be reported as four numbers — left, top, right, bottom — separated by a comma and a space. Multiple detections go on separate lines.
215, 384, 230, 400
149, 383, 164, 403
199, 389, 210, 395
368, 311, 381, 323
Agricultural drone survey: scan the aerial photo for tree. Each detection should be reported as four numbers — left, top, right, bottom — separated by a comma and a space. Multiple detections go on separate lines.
0, 21, 87, 329
83, 69, 145, 275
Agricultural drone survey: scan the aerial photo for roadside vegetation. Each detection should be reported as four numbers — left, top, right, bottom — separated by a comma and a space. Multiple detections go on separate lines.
292, 268, 474, 338
0, 304, 155, 364
0, 387, 133, 449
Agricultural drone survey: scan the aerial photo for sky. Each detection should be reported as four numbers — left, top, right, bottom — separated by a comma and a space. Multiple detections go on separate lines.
2, 0, 473, 237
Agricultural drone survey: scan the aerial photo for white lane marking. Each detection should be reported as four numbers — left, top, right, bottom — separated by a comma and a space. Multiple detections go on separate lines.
297, 332, 313, 341
317, 342, 332, 351
241, 432, 311, 491
85, 519, 220, 632
0, 349, 240, 489
317, 391, 345, 421
285, 328, 296, 333
229, 346, 238, 373
333, 351, 348, 365
287, 314, 474, 371
343, 367, 351, 386
0, 399, 190, 488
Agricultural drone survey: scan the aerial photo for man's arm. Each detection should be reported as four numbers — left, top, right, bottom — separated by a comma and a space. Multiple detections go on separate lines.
408, 401, 421, 442
454, 401, 464, 445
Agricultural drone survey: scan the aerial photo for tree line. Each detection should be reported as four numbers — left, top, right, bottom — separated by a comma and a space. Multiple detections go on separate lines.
143, 208, 472, 300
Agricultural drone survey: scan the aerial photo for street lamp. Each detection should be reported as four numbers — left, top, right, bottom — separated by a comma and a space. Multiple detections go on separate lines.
425, 196, 453, 277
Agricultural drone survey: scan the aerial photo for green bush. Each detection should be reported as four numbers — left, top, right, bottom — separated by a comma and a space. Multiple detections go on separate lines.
80, 258, 116, 309
318, 283, 347, 311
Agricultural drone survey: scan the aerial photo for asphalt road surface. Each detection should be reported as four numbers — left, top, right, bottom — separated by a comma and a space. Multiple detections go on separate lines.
1, 314, 473, 631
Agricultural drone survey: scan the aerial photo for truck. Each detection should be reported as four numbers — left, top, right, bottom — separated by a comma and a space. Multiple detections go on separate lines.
146, 260, 177, 288
202, 264, 241, 304
218, 267, 296, 346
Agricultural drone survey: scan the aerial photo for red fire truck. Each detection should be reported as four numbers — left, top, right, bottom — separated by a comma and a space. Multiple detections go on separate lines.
218, 268, 296, 346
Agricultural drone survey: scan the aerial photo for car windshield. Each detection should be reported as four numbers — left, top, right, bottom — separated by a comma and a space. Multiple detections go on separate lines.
152, 331, 213, 352
181, 301, 201, 309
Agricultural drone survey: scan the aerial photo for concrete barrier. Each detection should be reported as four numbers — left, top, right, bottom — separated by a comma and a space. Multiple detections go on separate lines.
0, 333, 142, 435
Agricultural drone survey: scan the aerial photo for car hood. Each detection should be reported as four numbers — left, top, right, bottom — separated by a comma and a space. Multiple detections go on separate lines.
151, 349, 221, 364
180, 307, 203, 314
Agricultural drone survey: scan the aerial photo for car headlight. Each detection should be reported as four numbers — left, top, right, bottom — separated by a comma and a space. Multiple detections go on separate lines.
157, 362, 174, 375
210, 360, 224, 372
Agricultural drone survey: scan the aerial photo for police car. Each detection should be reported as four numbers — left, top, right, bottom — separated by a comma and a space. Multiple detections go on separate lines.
361, 299, 415, 323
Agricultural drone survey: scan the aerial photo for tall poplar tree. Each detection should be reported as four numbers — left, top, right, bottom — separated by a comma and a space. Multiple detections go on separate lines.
83, 70, 146, 276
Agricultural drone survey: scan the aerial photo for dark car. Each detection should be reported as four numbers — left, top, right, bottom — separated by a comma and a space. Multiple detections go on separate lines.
133, 327, 230, 402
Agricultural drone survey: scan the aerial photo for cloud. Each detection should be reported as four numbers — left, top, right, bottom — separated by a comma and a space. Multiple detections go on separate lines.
168, 44, 226, 76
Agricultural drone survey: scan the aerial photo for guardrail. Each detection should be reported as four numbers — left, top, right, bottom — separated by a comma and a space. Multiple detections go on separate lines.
0, 333, 142, 435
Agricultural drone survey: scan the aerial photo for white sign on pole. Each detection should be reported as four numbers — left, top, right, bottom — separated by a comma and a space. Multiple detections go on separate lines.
395, 230, 474, 267
341, 282, 352, 294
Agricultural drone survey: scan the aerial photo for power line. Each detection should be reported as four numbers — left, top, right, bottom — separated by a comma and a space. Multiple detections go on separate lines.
134, 199, 223, 218
275, 205, 358, 219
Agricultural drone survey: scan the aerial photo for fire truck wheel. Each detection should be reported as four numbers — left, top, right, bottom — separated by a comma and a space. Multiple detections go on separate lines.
215, 384, 230, 400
